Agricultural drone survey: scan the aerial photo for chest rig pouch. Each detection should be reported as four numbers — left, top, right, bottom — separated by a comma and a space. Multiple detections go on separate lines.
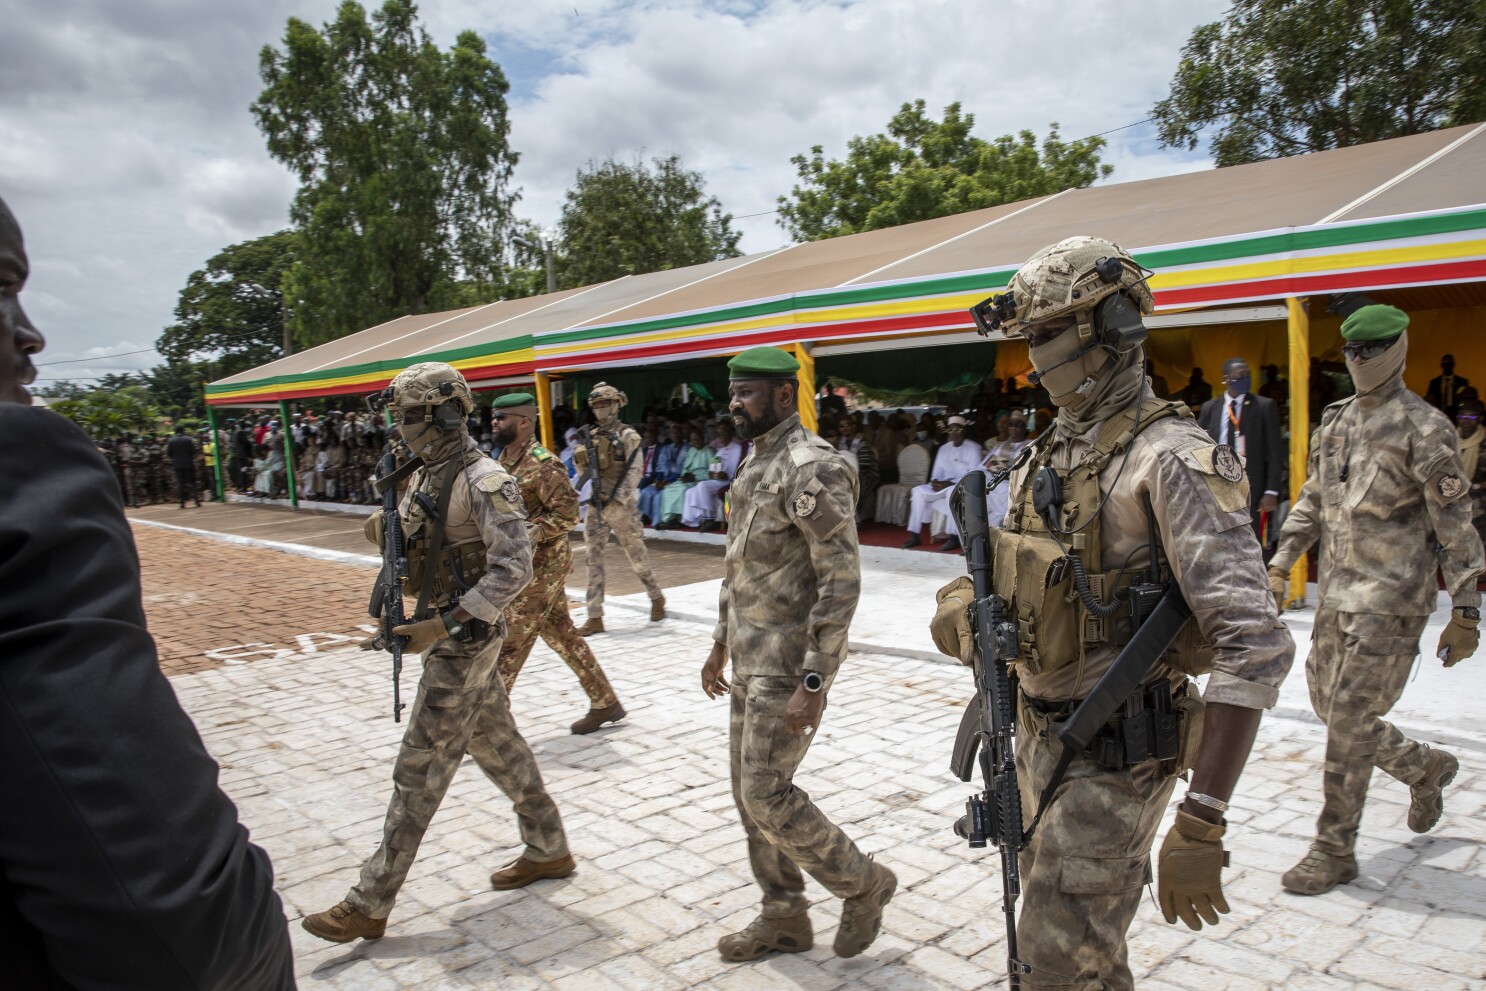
404, 458, 488, 618
994, 398, 1210, 678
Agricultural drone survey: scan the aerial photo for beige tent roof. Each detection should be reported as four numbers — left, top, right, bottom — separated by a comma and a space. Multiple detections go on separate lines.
210, 122, 1486, 402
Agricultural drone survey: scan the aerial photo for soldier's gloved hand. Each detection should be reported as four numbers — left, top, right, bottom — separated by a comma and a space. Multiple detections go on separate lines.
1158, 809, 1230, 931
931, 577, 976, 666
392, 614, 450, 654
1438, 609, 1480, 667
1266, 567, 1286, 612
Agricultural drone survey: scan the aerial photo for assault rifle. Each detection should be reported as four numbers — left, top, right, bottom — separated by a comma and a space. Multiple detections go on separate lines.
364, 417, 424, 722
577, 424, 640, 512
950, 471, 1195, 989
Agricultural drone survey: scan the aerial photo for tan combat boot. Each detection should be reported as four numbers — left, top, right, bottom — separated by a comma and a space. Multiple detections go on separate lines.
835, 860, 897, 958
301, 901, 386, 943
717, 913, 813, 962
1408, 746, 1459, 833
1281, 846, 1359, 896
571, 701, 626, 735
650, 594, 666, 622
576, 617, 604, 636
490, 853, 577, 890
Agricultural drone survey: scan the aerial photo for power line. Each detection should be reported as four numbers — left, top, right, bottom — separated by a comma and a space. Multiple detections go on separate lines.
34, 347, 158, 367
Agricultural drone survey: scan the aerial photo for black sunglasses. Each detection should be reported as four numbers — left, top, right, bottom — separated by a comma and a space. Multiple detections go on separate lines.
1341, 336, 1401, 362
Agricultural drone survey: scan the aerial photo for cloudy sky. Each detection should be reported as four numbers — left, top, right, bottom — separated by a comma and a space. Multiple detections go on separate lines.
1, 0, 1228, 388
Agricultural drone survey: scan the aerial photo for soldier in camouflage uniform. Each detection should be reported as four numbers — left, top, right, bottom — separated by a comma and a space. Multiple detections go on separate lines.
491, 392, 626, 735
1268, 304, 1483, 896
575, 382, 666, 634
702, 346, 898, 963
303, 363, 573, 944
931, 237, 1294, 990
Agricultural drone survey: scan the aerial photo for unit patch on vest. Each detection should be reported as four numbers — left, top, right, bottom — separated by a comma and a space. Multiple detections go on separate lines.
792, 491, 817, 517
1212, 444, 1245, 483
502, 477, 521, 503
1438, 474, 1466, 500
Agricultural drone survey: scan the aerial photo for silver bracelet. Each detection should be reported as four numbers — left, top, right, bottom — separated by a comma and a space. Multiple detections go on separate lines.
1185, 791, 1229, 814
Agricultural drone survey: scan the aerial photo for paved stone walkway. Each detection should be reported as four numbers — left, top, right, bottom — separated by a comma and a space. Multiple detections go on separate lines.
148, 528, 1486, 990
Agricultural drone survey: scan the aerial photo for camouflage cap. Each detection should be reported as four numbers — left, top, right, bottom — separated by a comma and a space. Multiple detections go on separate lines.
728, 346, 800, 380
389, 362, 475, 415
997, 236, 1154, 337
1341, 304, 1409, 341
588, 382, 627, 407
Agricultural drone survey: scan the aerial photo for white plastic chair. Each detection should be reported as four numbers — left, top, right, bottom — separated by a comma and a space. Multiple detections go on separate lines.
874, 444, 931, 525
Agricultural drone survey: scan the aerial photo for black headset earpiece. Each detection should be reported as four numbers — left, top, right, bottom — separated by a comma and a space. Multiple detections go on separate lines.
1093, 291, 1147, 351
433, 399, 463, 430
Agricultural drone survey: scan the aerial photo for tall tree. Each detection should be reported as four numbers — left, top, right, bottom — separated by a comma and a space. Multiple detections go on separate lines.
253, 0, 519, 345
1153, 0, 1486, 168
777, 101, 1112, 242
555, 155, 742, 289
158, 230, 296, 368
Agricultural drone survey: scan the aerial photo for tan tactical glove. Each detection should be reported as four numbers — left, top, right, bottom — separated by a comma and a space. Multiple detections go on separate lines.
930, 576, 976, 666
363, 510, 384, 547
1158, 809, 1230, 931
1438, 609, 1480, 667
1266, 567, 1286, 612
392, 613, 450, 655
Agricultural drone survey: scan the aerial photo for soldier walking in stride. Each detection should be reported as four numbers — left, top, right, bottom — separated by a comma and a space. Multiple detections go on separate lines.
702, 346, 897, 963
492, 392, 627, 734
575, 382, 665, 634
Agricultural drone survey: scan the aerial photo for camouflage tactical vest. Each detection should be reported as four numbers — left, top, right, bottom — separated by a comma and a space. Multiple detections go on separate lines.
401, 455, 489, 612
994, 398, 1213, 680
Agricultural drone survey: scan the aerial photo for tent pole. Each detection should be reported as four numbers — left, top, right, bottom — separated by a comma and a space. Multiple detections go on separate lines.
206, 403, 225, 502
793, 343, 818, 433
535, 370, 555, 451
1285, 297, 1310, 608
278, 399, 299, 509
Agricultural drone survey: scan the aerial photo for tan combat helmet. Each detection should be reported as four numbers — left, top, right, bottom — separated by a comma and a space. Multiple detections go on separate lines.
388, 362, 476, 418
972, 236, 1154, 346
588, 382, 627, 408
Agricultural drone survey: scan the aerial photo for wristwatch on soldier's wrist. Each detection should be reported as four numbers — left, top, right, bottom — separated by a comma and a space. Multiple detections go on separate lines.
440, 608, 470, 641
1455, 606, 1480, 623
801, 671, 825, 694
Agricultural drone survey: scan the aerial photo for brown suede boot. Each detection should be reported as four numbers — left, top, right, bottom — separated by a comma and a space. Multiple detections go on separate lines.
717, 913, 813, 962
576, 617, 604, 636
1282, 846, 1359, 896
1409, 746, 1459, 833
650, 595, 666, 622
835, 861, 897, 958
301, 901, 386, 943
490, 853, 576, 890
571, 701, 626, 735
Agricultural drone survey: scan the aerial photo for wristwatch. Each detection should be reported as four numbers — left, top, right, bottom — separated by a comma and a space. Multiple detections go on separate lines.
801, 671, 825, 694
1456, 606, 1480, 623
440, 608, 471, 641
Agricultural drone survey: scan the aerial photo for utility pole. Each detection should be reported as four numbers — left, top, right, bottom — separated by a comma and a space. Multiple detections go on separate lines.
281, 294, 293, 356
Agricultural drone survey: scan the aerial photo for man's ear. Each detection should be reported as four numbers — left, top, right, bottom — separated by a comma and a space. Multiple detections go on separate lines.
774, 379, 798, 410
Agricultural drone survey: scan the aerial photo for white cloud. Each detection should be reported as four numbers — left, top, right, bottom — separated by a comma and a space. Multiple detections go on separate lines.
3, 0, 1227, 378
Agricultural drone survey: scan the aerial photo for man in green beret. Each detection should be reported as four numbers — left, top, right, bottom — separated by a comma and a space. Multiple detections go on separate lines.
492, 393, 626, 734
1269, 303, 1483, 895
701, 345, 897, 964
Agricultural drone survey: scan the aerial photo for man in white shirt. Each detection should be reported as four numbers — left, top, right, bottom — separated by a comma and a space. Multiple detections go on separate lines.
683, 419, 746, 530
903, 415, 982, 548
939, 413, 1029, 552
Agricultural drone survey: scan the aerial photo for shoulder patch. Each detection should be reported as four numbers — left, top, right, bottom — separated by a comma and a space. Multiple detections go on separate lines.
474, 467, 525, 512
1212, 444, 1245, 482
1429, 468, 1468, 503
1175, 444, 1251, 516
531, 444, 554, 461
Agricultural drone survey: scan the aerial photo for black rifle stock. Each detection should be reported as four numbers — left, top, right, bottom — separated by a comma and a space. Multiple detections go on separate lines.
949, 469, 1030, 988
367, 447, 411, 722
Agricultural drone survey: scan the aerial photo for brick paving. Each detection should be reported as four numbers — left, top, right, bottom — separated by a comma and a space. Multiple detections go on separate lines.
138, 523, 1486, 989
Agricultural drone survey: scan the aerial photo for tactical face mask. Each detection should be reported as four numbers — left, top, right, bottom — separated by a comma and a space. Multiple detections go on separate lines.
1027, 323, 1111, 409
1346, 330, 1408, 395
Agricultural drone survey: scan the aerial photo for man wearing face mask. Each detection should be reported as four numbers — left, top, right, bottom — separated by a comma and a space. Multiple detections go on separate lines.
1198, 358, 1283, 540
491, 392, 625, 734
573, 382, 666, 635
1426, 353, 1470, 420
930, 236, 1294, 989
304, 362, 575, 944
1267, 305, 1483, 897
902, 415, 982, 548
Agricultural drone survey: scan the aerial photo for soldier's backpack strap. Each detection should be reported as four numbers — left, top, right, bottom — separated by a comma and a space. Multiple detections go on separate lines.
1083, 397, 1190, 475
413, 458, 463, 621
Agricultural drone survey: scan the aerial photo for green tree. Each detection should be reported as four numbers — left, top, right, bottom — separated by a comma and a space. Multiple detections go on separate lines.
158, 230, 296, 365
50, 386, 160, 438
1153, 0, 1486, 168
554, 155, 742, 289
777, 101, 1112, 241
253, 0, 519, 345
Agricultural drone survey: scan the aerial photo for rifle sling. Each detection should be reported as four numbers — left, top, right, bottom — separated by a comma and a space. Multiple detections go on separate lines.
372, 453, 425, 497
601, 443, 641, 507
413, 458, 462, 622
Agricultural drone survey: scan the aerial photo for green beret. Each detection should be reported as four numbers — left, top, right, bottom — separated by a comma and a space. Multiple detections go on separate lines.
728, 346, 800, 380
1341, 304, 1409, 342
493, 392, 537, 409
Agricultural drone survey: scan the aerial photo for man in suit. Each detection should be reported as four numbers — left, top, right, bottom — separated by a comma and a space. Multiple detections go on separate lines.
1426, 354, 1470, 420
1199, 357, 1284, 541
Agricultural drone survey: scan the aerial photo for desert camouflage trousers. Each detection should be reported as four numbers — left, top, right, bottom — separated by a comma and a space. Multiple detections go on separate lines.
499, 543, 618, 708
584, 500, 662, 618
347, 632, 569, 919
729, 673, 875, 918
1014, 702, 1178, 991
1307, 607, 1431, 856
